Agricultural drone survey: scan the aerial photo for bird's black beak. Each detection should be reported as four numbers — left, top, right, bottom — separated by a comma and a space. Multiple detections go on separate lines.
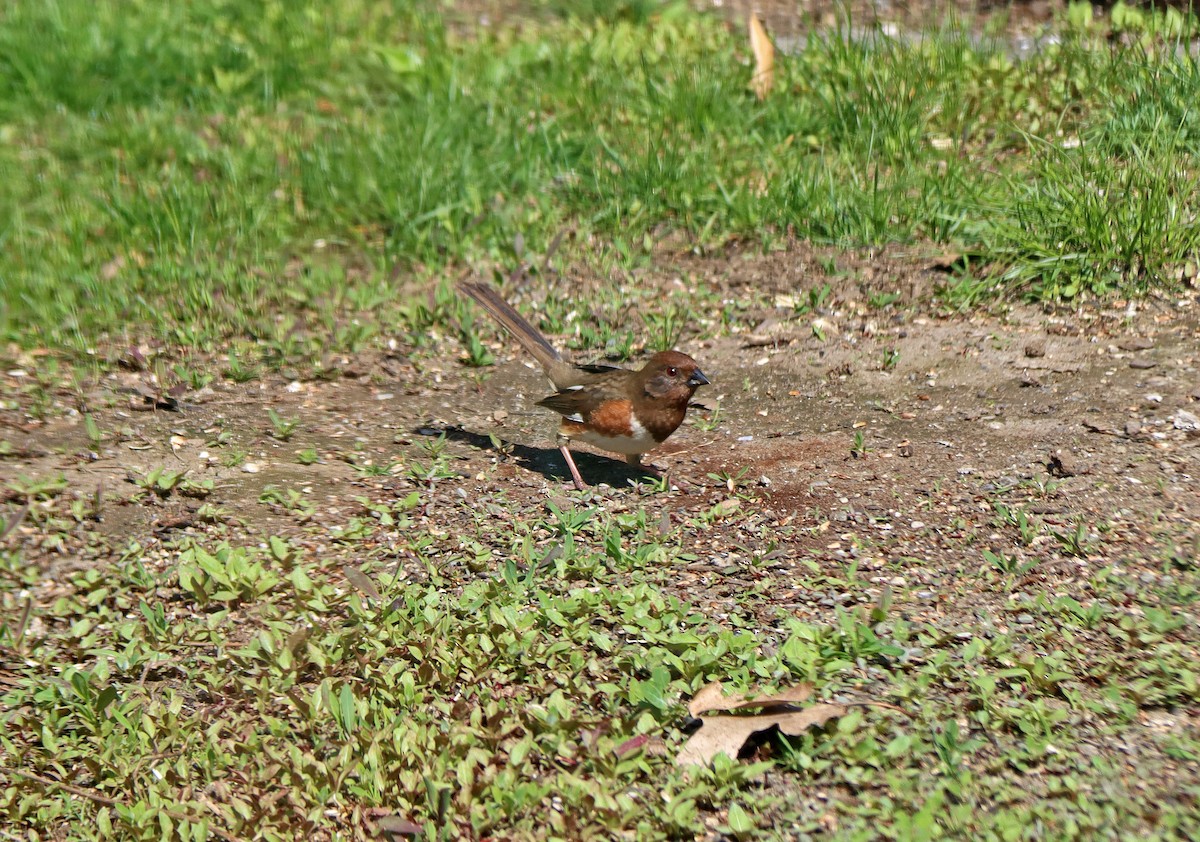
689, 369, 710, 387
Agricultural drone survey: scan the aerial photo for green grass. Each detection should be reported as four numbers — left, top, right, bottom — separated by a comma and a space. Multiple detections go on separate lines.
3, 473, 1198, 839
3, 0, 1200, 356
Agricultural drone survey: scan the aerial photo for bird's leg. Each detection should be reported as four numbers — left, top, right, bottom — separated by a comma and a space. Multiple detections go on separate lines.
558, 435, 587, 491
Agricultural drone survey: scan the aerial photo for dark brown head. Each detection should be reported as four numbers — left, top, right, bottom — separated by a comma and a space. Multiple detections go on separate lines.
637, 351, 710, 405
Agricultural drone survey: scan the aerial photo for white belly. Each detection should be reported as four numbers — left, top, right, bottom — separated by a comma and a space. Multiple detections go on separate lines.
572, 418, 657, 456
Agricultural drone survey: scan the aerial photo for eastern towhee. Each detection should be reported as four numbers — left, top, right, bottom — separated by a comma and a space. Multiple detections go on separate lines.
459, 282, 710, 490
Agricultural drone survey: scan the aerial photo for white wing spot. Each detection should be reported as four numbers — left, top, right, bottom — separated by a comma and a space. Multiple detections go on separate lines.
629, 414, 650, 441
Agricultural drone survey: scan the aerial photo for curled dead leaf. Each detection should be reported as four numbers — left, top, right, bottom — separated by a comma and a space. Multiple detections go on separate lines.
679, 681, 843, 766
677, 704, 847, 767
687, 680, 813, 717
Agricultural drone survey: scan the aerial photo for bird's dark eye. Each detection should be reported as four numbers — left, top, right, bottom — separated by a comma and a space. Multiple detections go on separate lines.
667, 367, 678, 377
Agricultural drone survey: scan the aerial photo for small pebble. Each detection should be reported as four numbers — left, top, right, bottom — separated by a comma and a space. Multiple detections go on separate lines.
1016, 613, 1034, 625
1173, 410, 1199, 432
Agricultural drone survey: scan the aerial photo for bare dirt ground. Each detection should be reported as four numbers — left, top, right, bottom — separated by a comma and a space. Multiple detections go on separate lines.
6, 244, 1199, 609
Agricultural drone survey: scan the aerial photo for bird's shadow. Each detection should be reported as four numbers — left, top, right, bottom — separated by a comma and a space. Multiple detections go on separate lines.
419, 424, 658, 488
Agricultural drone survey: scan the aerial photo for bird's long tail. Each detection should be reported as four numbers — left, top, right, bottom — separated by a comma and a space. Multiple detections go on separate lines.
459, 282, 564, 375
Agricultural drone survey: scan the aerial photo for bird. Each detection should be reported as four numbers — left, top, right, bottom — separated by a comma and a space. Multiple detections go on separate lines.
459, 281, 710, 490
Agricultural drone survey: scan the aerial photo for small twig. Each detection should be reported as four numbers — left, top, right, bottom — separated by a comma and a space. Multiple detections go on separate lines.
658, 437, 721, 459
152, 514, 196, 534
0, 502, 30, 541
0, 766, 244, 842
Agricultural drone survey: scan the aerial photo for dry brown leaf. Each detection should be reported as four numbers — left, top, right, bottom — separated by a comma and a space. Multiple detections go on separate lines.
749, 14, 775, 100
687, 681, 813, 718
679, 682, 840, 767
677, 704, 847, 766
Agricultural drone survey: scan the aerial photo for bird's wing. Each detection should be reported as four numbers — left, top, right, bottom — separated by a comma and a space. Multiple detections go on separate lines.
535, 371, 634, 423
